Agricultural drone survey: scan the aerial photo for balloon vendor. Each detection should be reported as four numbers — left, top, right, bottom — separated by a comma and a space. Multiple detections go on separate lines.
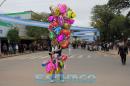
42, 3, 76, 83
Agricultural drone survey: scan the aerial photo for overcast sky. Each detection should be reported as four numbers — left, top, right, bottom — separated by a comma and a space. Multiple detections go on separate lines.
0, 0, 108, 27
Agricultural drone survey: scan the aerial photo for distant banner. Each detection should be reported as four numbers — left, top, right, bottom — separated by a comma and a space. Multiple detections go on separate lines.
0, 14, 99, 37
0, 14, 49, 28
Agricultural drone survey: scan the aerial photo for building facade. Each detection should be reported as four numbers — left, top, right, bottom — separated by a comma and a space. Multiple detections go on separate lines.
0, 11, 32, 38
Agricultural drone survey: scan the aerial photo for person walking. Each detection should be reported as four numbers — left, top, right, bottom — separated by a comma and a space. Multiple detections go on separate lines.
118, 42, 128, 65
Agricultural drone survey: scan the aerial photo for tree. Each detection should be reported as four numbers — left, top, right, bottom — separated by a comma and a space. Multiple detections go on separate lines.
91, 5, 115, 41
26, 26, 49, 39
26, 12, 50, 39
108, 0, 130, 13
109, 15, 127, 40
7, 29, 20, 43
32, 12, 50, 22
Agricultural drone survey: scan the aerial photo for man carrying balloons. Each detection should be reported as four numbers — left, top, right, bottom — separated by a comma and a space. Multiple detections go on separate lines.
42, 3, 76, 83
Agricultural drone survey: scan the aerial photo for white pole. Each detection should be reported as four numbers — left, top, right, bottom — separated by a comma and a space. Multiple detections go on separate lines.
0, 39, 1, 56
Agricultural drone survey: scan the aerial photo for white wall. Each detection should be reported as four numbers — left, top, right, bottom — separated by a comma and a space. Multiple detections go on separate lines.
0, 12, 32, 38
0, 26, 11, 37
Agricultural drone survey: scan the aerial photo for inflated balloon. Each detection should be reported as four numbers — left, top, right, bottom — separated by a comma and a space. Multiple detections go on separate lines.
56, 67, 61, 74
67, 10, 73, 18
71, 12, 76, 18
45, 60, 55, 73
53, 27, 62, 35
62, 54, 68, 62
66, 35, 70, 40
49, 31, 55, 40
51, 39, 58, 46
42, 61, 48, 67
58, 15, 64, 26
67, 19, 75, 24
60, 61, 64, 67
60, 40, 69, 48
48, 16, 54, 22
48, 24, 53, 30
49, 5, 55, 14
48, 21, 58, 30
63, 23, 71, 29
53, 21, 58, 27
57, 34, 64, 42
58, 4, 67, 14
54, 7, 60, 16
60, 29, 70, 36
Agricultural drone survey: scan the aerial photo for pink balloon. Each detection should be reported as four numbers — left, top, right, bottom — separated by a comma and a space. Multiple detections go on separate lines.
48, 16, 54, 22
58, 15, 64, 26
45, 60, 55, 73
62, 54, 68, 61
65, 19, 75, 24
58, 4, 67, 14
57, 34, 64, 42
69, 19, 75, 24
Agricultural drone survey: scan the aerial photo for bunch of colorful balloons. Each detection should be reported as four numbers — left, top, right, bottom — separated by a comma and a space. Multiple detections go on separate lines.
48, 4, 76, 48
42, 54, 68, 74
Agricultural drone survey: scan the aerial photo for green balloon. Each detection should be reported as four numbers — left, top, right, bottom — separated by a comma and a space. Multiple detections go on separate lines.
67, 10, 72, 18
49, 31, 55, 39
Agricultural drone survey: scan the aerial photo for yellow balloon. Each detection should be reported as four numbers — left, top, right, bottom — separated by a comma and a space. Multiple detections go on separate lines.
48, 70, 53, 75
60, 61, 64, 67
54, 7, 60, 16
72, 12, 76, 18
56, 67, 61, 74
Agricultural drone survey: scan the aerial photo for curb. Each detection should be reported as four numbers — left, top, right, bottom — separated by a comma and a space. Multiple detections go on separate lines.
0, 51, 45, 59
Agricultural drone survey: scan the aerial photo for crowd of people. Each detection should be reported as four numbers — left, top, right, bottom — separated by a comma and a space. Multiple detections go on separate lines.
1, 41, 48, 56
71, 39, 129, 65
71, 41, 119, 52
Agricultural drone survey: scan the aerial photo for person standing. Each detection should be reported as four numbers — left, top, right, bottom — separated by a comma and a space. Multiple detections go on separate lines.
2, 43, 8, 55
49, 42, 64, 83
118, 42, 128, 65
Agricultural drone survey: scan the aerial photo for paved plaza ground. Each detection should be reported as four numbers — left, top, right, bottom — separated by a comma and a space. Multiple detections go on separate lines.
0, 49, 130, 86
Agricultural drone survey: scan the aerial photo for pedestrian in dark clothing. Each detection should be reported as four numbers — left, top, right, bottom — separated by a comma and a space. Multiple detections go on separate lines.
2, 44, 8, 55
118, 45, 128, 65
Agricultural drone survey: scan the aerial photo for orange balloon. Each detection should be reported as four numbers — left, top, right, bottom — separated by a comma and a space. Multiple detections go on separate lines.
60, 40, 69, 48
53, 21, 58, 27
60, 29, 70, 36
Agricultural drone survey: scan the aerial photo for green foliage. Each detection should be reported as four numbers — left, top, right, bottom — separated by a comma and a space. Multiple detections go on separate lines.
91, 1, 130, 42
26, 26, 49, 39
7, 29, 20, 43
91, 5, 115, 41
26, 12, 50, 39
108, 0, 130, 11
32, 12, 50, 22
109, 15, 127, 40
